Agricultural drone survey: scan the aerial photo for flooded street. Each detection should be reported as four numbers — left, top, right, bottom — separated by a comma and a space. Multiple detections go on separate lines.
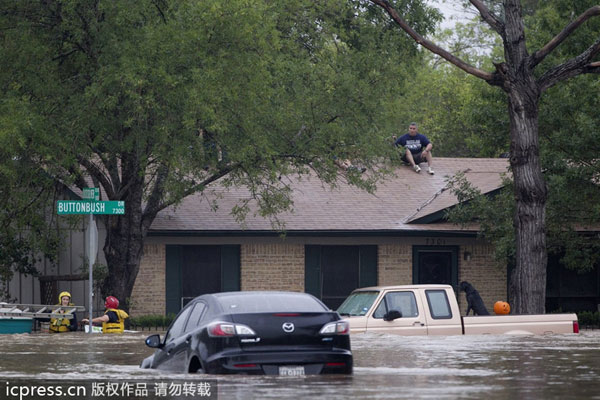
1, 330, 599, 399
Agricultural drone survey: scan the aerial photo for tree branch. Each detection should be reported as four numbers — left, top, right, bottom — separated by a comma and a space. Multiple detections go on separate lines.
530, 6, 600, 68
155, 162, 241, 212
538, 37, 600, 92
141, 164, 169, 229
368, 0, 496, 83
76, 156, 116, 199
468, 0, 504, 34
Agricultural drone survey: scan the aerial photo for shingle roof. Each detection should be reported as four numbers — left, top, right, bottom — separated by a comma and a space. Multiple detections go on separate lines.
150, 157, 509, 233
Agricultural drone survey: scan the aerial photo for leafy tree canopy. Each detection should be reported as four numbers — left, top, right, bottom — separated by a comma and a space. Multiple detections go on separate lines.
0, 0, 440, 305
442, 0, 600, 276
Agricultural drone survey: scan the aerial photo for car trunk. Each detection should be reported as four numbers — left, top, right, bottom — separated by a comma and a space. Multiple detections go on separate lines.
231, 312, 338, 351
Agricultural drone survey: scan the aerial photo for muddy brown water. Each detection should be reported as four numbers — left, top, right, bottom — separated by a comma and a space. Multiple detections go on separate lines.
0, 330, 599, 399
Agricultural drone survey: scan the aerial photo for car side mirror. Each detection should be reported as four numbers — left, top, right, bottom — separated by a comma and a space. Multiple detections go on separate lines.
145, 334, 163, 348
383, 310, 402, 321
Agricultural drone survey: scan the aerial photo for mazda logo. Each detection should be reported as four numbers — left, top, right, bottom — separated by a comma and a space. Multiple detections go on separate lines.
282, 322, 295, 333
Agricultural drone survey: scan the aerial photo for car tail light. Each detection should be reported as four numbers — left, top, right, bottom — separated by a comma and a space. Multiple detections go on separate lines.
573, 321, 579, 334
235, 324, 256, 336
208, 322, 236, 337
319, 320, 349, 335
326, 362, 346, 367
207, 322, 256, 337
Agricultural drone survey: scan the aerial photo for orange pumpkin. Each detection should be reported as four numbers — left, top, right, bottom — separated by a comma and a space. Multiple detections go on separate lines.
494, 301, 511, 315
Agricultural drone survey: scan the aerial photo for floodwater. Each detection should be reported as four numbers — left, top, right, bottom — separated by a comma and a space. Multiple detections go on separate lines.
0, 330, 599, 400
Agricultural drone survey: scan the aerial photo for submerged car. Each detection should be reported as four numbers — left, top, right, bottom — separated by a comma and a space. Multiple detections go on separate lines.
140, 291, 352, 375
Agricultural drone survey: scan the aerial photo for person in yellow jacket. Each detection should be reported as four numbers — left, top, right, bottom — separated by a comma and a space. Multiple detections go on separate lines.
82, 296, 129, 333
50, 291, 78, 332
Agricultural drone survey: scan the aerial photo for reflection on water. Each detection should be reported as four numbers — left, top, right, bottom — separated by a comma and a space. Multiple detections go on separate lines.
0, 331, 599, 399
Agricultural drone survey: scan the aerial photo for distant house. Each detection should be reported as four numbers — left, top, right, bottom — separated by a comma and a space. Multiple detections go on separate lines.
8, 157, 599, 316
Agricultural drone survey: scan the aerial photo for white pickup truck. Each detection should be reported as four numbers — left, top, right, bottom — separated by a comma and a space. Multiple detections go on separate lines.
337, 284, 579, 335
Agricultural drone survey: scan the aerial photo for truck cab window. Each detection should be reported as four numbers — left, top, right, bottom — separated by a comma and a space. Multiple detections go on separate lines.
373, 291, 418, 319
425, 290, 452, 319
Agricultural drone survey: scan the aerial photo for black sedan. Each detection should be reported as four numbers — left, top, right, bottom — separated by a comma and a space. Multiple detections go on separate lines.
140, 291, 352, 375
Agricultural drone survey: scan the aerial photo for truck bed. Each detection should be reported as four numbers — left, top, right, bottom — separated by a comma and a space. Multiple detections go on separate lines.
462, 313, 578, 335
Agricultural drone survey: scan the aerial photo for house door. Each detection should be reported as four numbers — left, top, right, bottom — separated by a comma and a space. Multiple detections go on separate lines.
412, 246, 458, 289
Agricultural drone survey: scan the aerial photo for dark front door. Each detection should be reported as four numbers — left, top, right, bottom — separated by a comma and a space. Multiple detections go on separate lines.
412, 246, 458, 288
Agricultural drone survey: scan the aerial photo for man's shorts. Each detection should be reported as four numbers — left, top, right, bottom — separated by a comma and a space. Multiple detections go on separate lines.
401, 152, 424, 164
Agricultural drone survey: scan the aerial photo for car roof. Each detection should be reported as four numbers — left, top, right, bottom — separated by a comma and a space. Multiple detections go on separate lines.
212, 291, 313, 298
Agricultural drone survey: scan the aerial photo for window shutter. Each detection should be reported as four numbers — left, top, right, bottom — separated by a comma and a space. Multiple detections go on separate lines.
304, 245, 321, 298
165, 245, 182, 315
359, 245, 378, 287
221, 245, 241, 292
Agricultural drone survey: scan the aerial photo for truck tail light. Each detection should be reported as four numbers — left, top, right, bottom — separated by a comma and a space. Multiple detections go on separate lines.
319, 320, 349, 335
573, 321, 579, 334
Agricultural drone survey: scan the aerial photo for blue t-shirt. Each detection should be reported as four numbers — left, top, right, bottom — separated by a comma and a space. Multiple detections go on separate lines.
395, 133, 431, 154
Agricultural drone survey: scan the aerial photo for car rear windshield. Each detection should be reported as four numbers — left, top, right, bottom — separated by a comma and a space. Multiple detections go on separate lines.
218, 293, 328, 314
337, 291, 379, 316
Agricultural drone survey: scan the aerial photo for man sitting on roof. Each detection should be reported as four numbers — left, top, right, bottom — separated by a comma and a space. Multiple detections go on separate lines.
394, 122, 434, 175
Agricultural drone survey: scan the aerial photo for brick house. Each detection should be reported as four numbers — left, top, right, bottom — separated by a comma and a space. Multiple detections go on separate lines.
131, 158, 513, 316
9, 157, 598, 316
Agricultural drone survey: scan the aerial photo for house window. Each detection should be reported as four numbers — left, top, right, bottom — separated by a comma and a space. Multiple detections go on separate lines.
305, 245, 377, 310
546, 253, 600, 312
166, 245, 240, 314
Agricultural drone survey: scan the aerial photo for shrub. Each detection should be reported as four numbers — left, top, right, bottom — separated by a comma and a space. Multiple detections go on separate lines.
577, 311, 600, 328
130, 313, 176, 330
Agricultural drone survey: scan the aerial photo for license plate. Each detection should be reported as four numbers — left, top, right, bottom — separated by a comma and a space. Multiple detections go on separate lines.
279, 366, 305, 376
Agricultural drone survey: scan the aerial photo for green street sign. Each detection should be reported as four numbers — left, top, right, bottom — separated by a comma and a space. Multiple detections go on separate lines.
57, 200, 125, 215
83, 187, 100, 201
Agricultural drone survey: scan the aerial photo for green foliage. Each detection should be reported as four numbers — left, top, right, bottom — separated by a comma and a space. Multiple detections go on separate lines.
577, 311, 600, 328
531, 0, 600, 273
424, 1, 600, 277
130, 313, 177, 329
394, 17, 509, 157
445, 172, 515, 267
0, 126, 61, 299
0, 0, 441, 300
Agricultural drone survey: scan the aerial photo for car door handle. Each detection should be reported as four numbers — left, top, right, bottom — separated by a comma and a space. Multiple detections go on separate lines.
413, 321, 425, 326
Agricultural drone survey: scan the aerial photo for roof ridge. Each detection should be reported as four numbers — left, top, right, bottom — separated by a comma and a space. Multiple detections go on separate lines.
403, 184, 450, 223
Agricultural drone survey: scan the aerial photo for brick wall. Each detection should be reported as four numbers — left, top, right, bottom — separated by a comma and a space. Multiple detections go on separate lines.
129, 240, 507, 318
130, 244, 166, 316
458, 243, 507, 315
378, 244, 412, 286
241, 243, 304, 292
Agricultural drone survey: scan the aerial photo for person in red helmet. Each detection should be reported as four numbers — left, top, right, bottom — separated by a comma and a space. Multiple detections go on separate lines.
81, 296, 129, 333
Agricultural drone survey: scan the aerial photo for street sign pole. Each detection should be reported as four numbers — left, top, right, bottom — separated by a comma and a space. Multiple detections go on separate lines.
88, 213, 93, 335
57, 188, 123, 334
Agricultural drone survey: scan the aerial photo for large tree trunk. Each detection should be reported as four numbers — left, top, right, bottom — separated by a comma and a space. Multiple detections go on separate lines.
507, 85, 548, 314
503, 0, 548, 315
368, 0, 599, 315
102, 184, 148, 313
